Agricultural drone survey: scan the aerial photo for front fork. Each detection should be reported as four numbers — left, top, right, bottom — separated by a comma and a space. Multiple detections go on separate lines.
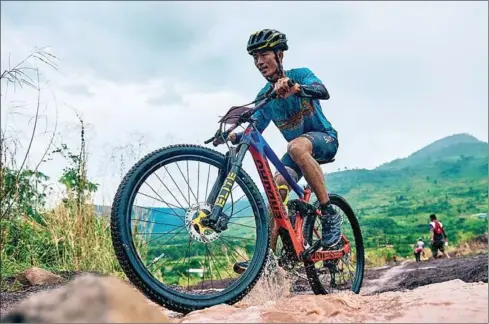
202, 143, 249, 232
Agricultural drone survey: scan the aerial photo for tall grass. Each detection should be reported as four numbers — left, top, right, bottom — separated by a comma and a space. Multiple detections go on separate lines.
1, 201, 123, 279
0, 48, 123, 280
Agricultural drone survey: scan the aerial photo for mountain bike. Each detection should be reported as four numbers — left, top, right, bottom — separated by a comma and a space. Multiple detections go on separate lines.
110, 82, 365, 314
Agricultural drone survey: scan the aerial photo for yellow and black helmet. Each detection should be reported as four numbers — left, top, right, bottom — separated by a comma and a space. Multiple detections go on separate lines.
247, 29, 288, 55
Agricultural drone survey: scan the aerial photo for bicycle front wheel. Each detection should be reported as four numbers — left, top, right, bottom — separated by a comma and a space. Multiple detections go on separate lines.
110, 144, 269, 313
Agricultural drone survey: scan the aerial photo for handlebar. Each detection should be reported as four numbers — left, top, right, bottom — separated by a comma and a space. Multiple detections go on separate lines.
204, 80, 296, 145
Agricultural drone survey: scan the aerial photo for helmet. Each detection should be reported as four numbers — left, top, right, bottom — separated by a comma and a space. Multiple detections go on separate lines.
247, 29, 288, 55
418, 237, 423, 241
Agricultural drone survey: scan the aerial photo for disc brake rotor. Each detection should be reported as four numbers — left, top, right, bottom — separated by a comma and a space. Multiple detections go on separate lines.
185, 203, 220, 243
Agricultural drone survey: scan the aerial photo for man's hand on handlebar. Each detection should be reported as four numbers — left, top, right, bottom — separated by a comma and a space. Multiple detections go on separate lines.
212, 132, 237, 146
274, 77, 300, 98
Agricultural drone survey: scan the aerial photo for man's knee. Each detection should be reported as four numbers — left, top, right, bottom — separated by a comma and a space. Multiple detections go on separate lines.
274, 173, 287, 186
287, 137, 312, 162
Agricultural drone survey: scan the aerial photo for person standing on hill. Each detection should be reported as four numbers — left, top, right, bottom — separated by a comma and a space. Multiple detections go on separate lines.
414, 237, 425, 262
429, 214, 450, 259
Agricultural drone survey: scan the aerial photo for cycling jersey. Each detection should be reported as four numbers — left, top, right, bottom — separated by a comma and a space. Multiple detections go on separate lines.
252, 68, 338, 142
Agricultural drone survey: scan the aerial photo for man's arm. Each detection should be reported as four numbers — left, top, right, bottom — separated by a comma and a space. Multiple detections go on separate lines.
293, 68, 330, 100
442, 227, 448, 240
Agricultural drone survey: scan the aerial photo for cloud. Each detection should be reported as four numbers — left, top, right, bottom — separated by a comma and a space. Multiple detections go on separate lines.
1, 1, 487, 205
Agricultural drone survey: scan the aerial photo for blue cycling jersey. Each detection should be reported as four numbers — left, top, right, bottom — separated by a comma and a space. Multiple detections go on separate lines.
252, 67, 338, 142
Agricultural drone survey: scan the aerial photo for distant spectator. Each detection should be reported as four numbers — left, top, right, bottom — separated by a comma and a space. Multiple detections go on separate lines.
429, 214, 450, 259
414, 237, 425, 262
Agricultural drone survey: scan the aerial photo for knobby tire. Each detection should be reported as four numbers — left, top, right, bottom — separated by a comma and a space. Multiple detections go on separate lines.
110, 144, 270, 314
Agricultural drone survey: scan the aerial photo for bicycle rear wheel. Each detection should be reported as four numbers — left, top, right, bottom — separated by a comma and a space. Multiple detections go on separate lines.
303, 194, 365, 294
110, 144, 269, 313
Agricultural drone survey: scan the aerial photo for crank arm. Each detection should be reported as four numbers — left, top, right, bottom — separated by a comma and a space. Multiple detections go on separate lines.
301, 240, 322, 261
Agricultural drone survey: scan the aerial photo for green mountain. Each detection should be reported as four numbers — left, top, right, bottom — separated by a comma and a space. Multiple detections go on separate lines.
321, 133, 488, 255
378, 133, 487, 170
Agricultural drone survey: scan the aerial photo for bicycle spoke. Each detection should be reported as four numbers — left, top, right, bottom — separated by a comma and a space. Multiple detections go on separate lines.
142, 181, 187, 217
229, 216, 254, 219
201, 248, 208, 291
131, 218, 183, 228
215, 238, 246, 266
206, 247, 215, 291
223, 185, 241, 213
134, 231, 188, 235
176, 161, 199, 204
206, 244, 230, 287
186, 161, 191, 205
137, 192, 182, 211
220, 235, 256, 241
219, 236, 250, 262
197, 162, 200, 202
205, 164, 211, 200
170, 237, 194, 273
230, 204, 251, 216
132, 205, 185, 224
227, 221, 256, 229
153, 172, 188, 209
163, 165, 191, 207
140, 227, 186, 247
224, 193, 246, 214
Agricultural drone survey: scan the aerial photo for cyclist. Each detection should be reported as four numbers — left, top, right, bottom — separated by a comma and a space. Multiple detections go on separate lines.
215, 29, 341, 273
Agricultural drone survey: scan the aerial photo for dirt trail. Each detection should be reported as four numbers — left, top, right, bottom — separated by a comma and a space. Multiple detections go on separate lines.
180, 279, 487, 323
1, 253, 487, 323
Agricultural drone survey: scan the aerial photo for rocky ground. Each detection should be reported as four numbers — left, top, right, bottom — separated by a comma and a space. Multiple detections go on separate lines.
360, 252, 488, 295
1, 252, 487, 322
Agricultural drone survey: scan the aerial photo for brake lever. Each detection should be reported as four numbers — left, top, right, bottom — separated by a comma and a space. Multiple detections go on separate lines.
209, 129, 231, 147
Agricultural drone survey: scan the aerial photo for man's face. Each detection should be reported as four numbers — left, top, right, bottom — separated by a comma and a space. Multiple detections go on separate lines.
253, 50, 280, 78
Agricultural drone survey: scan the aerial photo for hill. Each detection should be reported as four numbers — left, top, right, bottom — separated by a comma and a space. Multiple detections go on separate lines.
378, 133, 487, 170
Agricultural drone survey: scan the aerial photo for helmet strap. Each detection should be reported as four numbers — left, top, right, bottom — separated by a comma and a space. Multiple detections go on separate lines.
265, 50, 285, 83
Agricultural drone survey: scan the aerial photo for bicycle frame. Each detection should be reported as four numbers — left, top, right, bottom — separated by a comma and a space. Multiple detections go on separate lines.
206, 122, 350, 262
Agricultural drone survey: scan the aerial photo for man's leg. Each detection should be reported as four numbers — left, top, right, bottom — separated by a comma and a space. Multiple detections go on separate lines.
286, 132, 341, 248
439, 243, 450, 259
431, 244, 438, 259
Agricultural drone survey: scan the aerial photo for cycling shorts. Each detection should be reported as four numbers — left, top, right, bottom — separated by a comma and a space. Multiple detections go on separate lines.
278, 131, 339, 181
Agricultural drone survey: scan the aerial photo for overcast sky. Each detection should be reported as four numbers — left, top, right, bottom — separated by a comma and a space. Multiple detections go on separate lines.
1, 1, 487, 206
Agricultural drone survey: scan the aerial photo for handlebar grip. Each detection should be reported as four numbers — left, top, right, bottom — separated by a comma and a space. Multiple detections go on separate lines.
204, 137, 214, 144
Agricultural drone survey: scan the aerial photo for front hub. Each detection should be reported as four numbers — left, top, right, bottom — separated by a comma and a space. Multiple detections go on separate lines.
185, 203, 220, 243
